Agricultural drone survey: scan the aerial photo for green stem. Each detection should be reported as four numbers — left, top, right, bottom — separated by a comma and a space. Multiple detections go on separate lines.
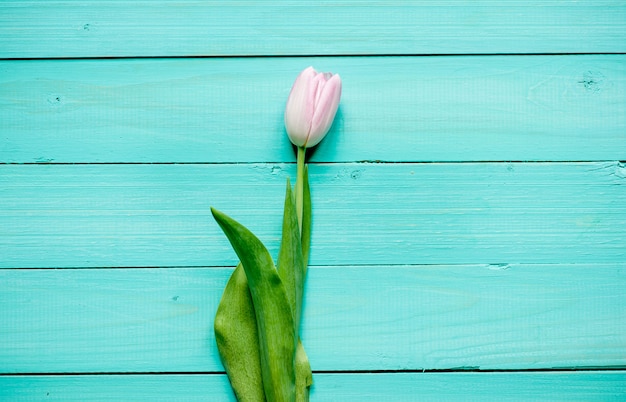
295, 146, 306, 234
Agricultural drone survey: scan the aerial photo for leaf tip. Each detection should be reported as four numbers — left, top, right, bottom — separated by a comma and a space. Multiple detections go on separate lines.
210, 206, 224, 221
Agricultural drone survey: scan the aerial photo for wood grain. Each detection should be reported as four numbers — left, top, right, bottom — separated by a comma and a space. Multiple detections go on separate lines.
1, 265, 624, 373
1, 372, 625, 401
1, 162, 624, 269
1, 1, 625, 58
1, 56, 624, 163
2, 0, 625, 395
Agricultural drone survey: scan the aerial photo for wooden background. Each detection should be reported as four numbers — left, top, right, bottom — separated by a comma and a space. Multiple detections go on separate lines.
1, 1, 625, 400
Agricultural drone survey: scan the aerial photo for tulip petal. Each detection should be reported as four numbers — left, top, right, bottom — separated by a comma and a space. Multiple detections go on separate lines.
308, 74, 342, 147
285, 67, 316, 147
313, 72, 331, 109
301, 72, 327, 146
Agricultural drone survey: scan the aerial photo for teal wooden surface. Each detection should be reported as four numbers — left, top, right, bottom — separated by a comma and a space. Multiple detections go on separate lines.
1, 265, 624, 373
2, 55, 625, 163
1, 372, 625, 401
1, 162, 624, 268
1, 1, 625, 58
2, 1, 626, 400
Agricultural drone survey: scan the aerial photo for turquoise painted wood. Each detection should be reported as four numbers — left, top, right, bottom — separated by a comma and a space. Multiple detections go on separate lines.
1, 372, 625, 401
1, 1, 625, 58
1, 265, 624, 373
1, 162, 625, 268
1, 55, 625, 163
1, 1, 625, 400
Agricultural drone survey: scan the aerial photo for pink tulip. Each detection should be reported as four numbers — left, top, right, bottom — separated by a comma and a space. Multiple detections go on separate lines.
284, 66, 342, 148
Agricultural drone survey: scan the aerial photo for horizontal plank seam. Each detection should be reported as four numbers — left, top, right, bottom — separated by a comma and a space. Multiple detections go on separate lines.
2, 262, 625, 271
1, 367, 625, 377
316, 367, 626, 374
2, 160, 625, 166
2, 52, 626, 62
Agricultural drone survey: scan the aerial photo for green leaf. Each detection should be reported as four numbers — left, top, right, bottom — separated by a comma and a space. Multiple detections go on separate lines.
211, 207, 296, 402
211, 168, 313, 400
278, 170, 313, 401
214, 263, 265, 401
295, 341, 313, 402
277, 179, 305, 333
299, 167, 314, 394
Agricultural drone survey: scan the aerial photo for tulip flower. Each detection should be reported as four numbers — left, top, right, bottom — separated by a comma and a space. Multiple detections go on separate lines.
213, 67, 340, 402
284, 66, 342, 148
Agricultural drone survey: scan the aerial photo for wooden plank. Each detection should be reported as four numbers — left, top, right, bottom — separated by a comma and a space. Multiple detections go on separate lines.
0, 55, 626, 163
1, 372, 625, 401
1, 162, 625, 269
1, 265, 624, 373
1, 1, 625, 58
2, 55, 625, 164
